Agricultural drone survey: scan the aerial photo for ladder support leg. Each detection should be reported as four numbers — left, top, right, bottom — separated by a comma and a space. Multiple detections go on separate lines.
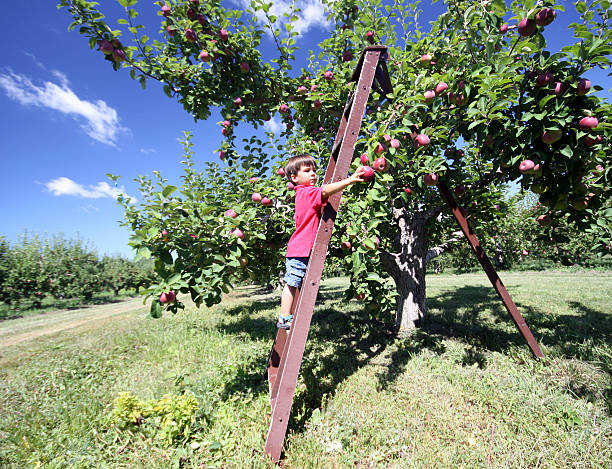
437, 181, 544, 358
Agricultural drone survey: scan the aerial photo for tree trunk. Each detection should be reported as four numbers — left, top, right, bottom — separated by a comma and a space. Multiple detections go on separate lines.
394, 259, 427, 333
380, 209, 429, 335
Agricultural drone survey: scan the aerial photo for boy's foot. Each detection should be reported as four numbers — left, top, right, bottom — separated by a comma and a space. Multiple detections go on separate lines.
277, 314, 293, 330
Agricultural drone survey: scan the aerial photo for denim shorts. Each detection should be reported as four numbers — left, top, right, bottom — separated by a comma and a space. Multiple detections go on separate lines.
284, 257, 309, 288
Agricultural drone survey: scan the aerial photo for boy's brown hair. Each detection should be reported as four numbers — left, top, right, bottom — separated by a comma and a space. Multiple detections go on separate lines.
284, 154, 317, 182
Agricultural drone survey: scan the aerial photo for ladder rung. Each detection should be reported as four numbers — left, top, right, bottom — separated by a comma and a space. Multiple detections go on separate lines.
331, 137, 343, 156
374, 61, 393, 96
343, 92, 355, 117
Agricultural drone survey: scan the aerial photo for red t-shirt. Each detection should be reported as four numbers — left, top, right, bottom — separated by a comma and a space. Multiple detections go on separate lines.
286, 185, 327, 257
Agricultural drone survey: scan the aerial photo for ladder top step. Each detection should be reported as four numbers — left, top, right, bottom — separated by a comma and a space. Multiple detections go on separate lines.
350, 46, 393, 96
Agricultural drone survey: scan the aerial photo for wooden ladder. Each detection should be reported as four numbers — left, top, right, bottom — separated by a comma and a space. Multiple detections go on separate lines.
263, 45, 393, 463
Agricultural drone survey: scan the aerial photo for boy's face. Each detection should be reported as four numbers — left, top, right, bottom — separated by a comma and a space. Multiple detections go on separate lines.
291, 164, 317, 186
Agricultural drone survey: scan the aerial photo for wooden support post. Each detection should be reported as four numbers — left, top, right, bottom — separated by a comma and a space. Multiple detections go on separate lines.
437, 181, 544, 358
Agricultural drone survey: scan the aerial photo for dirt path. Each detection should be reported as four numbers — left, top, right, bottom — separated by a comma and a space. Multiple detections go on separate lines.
0, 297, 148, 350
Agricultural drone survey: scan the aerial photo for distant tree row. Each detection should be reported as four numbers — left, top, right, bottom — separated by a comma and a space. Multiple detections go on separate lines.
0, 232, 157, 310
436, 192, 612, 273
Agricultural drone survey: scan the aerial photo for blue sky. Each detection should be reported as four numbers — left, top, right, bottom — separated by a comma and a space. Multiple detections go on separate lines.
1, 1, 609, 258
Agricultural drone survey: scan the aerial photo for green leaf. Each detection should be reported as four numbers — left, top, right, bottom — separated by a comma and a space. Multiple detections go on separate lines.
150, 300, 162, 319
162, 185, 177, 198
559, 145, 573, 157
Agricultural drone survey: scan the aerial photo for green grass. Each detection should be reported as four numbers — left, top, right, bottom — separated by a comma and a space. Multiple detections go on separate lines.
0, 289, 140, 320
0, 272, 610, 468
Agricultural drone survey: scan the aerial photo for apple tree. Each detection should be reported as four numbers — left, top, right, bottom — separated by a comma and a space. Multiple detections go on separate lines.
61, 0, 611, 332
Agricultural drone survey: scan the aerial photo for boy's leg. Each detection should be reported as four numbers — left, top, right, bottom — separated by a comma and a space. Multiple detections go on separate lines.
278, 283, 297, 329
280, 283, 297, 318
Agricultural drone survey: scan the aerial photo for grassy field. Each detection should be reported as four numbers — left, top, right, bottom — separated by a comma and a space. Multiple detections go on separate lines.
0, 271, 610, 468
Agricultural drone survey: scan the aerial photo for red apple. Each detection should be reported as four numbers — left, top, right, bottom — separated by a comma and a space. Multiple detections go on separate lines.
324, 70, 334, 80
251, 192, 262, 202
225, 209, 237, 218
279, 104, 289, 113
231, 228, 244, 240
160, 291, 175, 304
341, 241, 352, 250
261, 197, 272, 206
342, 51, 353, 62
218, 150, 226, 160
518, 18, 536, 37
112, 49, 126, 62
219, 28, 229, 41
239, 258, 248, 268
360, 166, 375, 182
161, 5, 171, 17
366, 31, 375, 43
536, 71, 553, 86
356, 292, 365, 300
521, 249, 529, 256
222, 120, 231, 128
374, 142, 387, 154
360, 153, 369, 164
424, 89, 436, 103
187, 8, 197, 20
99, 40, 113, 55
373, 157, 388, 172
404, 187, 413, 195
390, 139, 400, 149
454, 185, 465, 194
579, 116, 598, 130
313, 99, 321, 109
297, 85, 308, 94
577, 78, 591, 96
415, 134, 430, 147
423, 173, 439, 186
277, 168, 285, 176
519, 159, 536, 174
239, 62, 250, 73
537, 214, 551, 226
541, 130, 562, 144
584, 135, 602, 147
420, 54, 432, 65
287, 182, 295, 190
234, 97, 243, 106
185, 29, 197, 42
535, 8, 556, 26
500, 23, 508, 33
382, 134, 392, 142
435, 82, 448, 94
199, 50, 212, 62
552, 81, 565, 95
310, 84, 318, 92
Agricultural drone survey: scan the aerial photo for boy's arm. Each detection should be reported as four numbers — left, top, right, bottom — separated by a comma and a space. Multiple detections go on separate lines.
321, 166, 367, 200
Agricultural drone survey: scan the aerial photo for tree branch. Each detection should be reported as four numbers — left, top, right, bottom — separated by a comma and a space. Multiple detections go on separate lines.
425, 230, 464, 264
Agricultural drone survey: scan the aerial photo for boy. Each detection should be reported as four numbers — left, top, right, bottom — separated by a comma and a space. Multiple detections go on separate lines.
277, 154, 367, 329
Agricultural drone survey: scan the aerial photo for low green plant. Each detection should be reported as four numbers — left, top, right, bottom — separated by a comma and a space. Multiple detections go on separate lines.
111, 391, 200, 446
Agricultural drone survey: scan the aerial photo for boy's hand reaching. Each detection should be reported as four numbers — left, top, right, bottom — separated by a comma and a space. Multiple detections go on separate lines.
321, 166, 370, 199
349, 166, 367, 183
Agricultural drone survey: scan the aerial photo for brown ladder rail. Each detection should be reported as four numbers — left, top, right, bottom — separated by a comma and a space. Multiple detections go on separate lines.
437, 181, 544, 358
263, 46, 393, 463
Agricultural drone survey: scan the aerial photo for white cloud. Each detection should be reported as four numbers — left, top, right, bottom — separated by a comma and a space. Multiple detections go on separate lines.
238, 0, 330, 36
45, 177, 136, 203
0, 70, 124, 146
140, 148, 157, 154
81, 204, 100, 214
263, 116, 285, 135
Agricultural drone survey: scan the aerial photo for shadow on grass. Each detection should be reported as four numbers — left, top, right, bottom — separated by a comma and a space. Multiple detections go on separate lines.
424, 286, 611, 364
214, 282, 612, 430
